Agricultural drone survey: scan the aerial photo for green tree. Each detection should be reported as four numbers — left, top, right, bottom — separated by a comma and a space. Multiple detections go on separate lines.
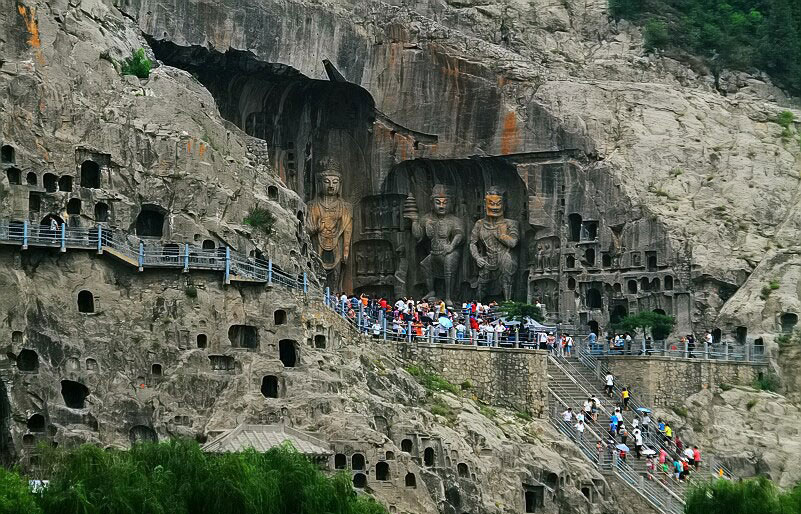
0, 467, 42, 514
644, 19, 669, 51
498, 301, 544, 322
243, 207, 276, 236
617, 311, 675, 341
121, 48, 152, 79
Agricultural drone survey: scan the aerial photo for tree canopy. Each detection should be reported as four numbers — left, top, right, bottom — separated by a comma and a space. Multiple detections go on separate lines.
0, 440, 386, 514
609, 0, 801, 97
498, 301, 545, 322
685, 477, 801, 514
616, 311, 675, 340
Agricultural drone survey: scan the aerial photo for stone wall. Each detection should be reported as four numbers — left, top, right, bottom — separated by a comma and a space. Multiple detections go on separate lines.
393, 343, 548, 417
602, 356, 768, 408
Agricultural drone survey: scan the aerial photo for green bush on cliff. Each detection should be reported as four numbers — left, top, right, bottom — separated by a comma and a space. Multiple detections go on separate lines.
1, 440, 386, 514
244, 207, 276, 236
608, 0, 801, 97
121, 48, 152, 79
685, 477, 801, 514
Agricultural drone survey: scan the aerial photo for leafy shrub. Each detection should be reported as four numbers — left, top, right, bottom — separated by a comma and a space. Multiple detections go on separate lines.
643, 19, 669, 51
184, 285, 198, 298
778, 111, 795, 138
753, 373, 780, 392
0, 467, 42, 514
428, 397, 458, 424
746, 398, 758, 410
685, 476, 801, 514
243, 207, 276, 235
121, 48, 152, 79
405, 366, 460, 394
720, 383, 733, 391
498, 301, 544, 322
459, 380, 472, 390
479, 405, 497, 419
25, 440, 386, 514
515, 410, 533, 422
671, 405, 688, 418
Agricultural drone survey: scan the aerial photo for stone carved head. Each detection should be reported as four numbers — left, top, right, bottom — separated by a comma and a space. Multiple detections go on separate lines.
318, 158, 343, 197
430, 184, 453, 216
484, 186, 506, 219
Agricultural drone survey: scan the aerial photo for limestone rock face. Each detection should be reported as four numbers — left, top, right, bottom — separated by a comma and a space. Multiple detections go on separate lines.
661, 386, 801, 489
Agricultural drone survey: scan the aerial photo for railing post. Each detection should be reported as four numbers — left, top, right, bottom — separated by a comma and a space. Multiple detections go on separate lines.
224, 247, 231, 285
96, 225, 103, 254
745, 340, 751, 362
267, 259, 273, 285
705, 341, 710, 360
340, 299, 347, 319
684, 338, 689, 359
382, 315, 387, 341
303, 272, 308, 294
22, 220, 28, 249
60, 223, 66, 252
515, 328, 520, 348
183, 243, 190, 272
138, 241, 144, 271
358, 304, 363, 330
725, 342, 730, 361
407, 321, 413, 343
325, 287, 330, 306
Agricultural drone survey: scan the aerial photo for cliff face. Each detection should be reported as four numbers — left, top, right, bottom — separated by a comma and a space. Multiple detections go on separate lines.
2, 0, 801, 510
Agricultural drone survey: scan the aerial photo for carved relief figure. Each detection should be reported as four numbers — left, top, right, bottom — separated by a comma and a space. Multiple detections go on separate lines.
470, 187, 520, 301
307, 159, 352, 291
405, 185, 464, 306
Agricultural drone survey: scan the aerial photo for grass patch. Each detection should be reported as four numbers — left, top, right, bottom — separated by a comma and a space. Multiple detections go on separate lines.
753, 373, 781, 392
720, 383, 733, 391
479, 405, 497, 419
459, 380, 472, 390
515, 410, 533, 422
121, 48, 152, 79
760, 280, 780, 300
746, 398, 758, 410
778, 111, 795, 139
405, 366, 460, 395
184, 285, 198, 299
427, 397, 458, 424
671, 405, 689, 418
243, 207, 276, 235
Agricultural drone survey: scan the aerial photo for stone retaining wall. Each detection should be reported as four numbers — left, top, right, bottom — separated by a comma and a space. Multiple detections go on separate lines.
393, 343, 548, 417
602, 356, 768, 407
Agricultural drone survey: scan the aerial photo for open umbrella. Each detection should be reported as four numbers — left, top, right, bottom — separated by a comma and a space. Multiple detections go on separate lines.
616, 444, 630, 452
641, 448, 657, 456
438, 316, 453, 329
636, 407, 652, 414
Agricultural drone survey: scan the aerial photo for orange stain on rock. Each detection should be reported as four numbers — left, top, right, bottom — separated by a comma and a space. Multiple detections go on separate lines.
187, 140, 192, 154
17, 4, 44, 65
198, 143, 206, 158
500, 112, 517, 155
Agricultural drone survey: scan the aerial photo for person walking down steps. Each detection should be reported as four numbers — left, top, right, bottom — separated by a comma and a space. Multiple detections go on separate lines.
605, 372, 614, 397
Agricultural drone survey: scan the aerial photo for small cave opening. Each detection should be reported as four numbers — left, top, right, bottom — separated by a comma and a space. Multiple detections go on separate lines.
274, 309, 287, 325
129, 425, 158, 444
781, 313, 798, 333
334, 453, 347, 469
567, 277, 576, 289
135, 206, 166, 238
565, 255, 575, 268
568, 214, 582, 242
665, 275, 674, 290
151, 363, 163, 376
268, 185, 278, 200
401, 439, 413, 453
261, 375, 279, 398
202, 239, 215, 250
77, 290, 95, 313
197, 334, 207, 348
26, 172, 37, 186
279, 339, 298, 367
376, 461, 390, 480
457, 462, 469, 478
353, 473, 367, 489
314, 334, 326, 349
58, 175, 73, 192
147, 42, 376, 200
27, 414, 45, 432
80, 160, 101, 188
1, 144, 14, 163
228, 324, 259, 349
28, 192, 41, 212
16, 349, 38, 372
60, 380, 89, 408
627, 280, 638, 294
405, 472, 416, 488
352, 453, 365, 470
43, 173, 57, 192
5, 167, 21, 185
94, 202, 110, 222
424, 447, 435, 467
67, 198, 81, 215
11, 331, 23, 344
586, 288, 602, 310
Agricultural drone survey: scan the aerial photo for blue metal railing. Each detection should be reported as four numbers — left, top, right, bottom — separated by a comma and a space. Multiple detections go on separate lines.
0, 220, 310, 293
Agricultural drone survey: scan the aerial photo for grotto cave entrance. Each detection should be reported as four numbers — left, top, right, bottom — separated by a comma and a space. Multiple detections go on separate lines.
147, 41, 377, 200
61, 380, 89, 409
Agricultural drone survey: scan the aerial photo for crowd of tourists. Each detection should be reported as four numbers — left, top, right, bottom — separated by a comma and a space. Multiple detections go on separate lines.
330, 293, 581, 350
560, 373, 707, 483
